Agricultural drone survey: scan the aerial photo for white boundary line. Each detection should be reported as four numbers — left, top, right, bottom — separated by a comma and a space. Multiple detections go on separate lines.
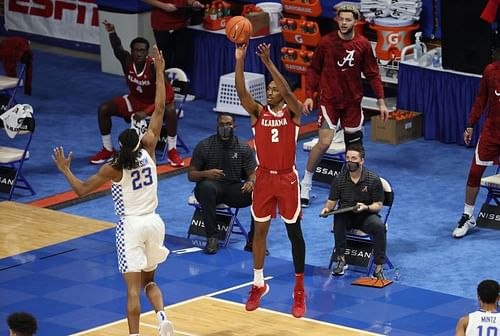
70, 276, 273, 335
206, 296, 384, 336
140, 322, 199, 336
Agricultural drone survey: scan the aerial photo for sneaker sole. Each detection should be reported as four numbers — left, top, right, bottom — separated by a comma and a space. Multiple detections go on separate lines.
169, 160, 185, 167
159, 320, 174, 336
332, 264, 348, 276
301, 198, 310, 208
89, 156, 114, 165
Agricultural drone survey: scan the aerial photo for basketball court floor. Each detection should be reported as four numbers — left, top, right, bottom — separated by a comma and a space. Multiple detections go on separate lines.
0, 201, 474, 335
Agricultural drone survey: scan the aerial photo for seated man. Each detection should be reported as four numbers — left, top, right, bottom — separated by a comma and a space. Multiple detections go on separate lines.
90, 20, 183, 167
320, 144, 387, 279
188, 113, 257, 254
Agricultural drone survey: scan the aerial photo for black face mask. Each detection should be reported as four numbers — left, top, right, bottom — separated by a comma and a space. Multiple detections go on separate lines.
217, 125, 234, 139
346, 161, 360, 172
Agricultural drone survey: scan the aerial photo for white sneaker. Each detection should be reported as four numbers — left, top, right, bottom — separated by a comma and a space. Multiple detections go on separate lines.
159, 319, 174, 336
452, 214, 476, 238
300, 180, 312, 208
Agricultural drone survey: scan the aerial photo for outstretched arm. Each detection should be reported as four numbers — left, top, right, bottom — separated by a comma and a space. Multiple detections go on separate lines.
142, 46, 166, 158
103, 20, 129, 68
52, 147, 116, 196
257, 43, 303, 124
235, 45, 261, 123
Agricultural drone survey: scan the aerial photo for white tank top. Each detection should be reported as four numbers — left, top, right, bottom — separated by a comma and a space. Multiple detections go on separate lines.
112, 149, 158, 216
466, 310, 500, 336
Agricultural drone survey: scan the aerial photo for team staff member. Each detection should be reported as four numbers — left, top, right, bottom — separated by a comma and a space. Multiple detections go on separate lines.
300, 4, 389, 207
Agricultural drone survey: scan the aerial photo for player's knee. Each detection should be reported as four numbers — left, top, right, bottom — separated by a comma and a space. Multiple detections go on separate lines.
344, 130, 363, 146
98, 102, 113, 118
285, 219, 304, 242
144, 281, 156, 293
467, 162, 486, 187
128, 287, 141, 299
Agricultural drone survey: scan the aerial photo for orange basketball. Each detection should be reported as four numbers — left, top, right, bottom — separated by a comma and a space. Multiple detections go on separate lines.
225, 16, 253, 44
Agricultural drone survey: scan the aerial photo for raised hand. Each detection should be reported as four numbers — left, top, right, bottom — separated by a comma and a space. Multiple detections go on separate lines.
235, 44, 248, 61
256, 43, 271, 65
52, 146, 73, 172
102, 20, 115, 33
153, 45, 165, 73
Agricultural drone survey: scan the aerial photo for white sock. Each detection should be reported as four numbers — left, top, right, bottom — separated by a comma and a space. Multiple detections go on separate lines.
167, 136, 177, 150
157, 310, 167, 324
253, 268, 264, 287
102, 134, 112, 151
129, 334, 139, 336
464, 204, 474, 217
302, 170, 313, 184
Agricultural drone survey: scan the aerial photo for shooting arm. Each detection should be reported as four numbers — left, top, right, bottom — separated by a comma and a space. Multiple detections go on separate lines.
235, 55, 260, 119
262, 58, 302, 120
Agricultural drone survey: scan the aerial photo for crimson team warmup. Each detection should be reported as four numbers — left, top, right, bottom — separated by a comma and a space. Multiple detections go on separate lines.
90, 20, 184, 167
235, 43, 307, 318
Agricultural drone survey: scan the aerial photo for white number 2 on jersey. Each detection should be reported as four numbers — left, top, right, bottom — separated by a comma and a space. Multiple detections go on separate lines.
136, 85, 143, 93
271, 128, 279, 143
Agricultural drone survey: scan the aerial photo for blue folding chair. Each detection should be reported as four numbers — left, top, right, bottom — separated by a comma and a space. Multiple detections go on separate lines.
0, 51, 29, 110
0, 114, 35, 200
329, 176, 395, 276
187, 195, 248, 247
481, 166, 500, 206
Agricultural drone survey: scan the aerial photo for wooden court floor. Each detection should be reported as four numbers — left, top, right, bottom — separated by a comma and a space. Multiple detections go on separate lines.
73, 296, 381, 336
0, 201, 114, 259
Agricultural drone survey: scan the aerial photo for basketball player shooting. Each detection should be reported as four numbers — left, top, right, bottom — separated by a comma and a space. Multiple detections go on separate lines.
235, 43, 307, 318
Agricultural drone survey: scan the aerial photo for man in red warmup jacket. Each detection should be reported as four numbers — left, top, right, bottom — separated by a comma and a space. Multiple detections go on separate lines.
453, 55, 500, 239
299, 4, 389, 208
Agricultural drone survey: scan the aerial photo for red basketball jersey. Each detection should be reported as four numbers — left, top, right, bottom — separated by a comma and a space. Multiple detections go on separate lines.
126, 55, 156, 104
253, 105, 299, 171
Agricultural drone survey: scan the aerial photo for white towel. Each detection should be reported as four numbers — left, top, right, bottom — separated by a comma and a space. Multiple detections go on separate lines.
0, 104, 33, 138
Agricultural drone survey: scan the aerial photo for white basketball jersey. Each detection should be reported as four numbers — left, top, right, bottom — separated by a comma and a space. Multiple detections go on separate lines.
111, 149, 158, 216
466, 310, 500, 336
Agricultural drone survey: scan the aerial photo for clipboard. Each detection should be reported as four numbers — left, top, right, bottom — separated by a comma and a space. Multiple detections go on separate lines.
319, 206, 357, 218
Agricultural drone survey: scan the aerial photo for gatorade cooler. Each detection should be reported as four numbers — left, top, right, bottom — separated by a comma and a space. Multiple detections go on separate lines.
370, 18, 419, 61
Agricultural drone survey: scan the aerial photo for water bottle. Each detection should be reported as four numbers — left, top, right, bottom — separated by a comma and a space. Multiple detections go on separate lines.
393, 267, 401, 282
432, 51, 441, 68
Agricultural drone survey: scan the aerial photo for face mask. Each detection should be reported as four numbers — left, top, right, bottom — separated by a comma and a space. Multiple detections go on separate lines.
346, 161, 360, 172
217, 125, 233, 139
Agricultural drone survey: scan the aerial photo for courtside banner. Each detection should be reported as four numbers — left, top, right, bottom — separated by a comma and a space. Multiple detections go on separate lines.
5, 0, 99, 45
477, 203, 500, 230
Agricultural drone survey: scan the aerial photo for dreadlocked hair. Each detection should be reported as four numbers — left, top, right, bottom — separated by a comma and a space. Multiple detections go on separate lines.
112, 129, 141, 170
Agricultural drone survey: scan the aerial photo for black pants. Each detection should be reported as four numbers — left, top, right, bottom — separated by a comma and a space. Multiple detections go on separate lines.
153, 28, 191, 72
334, 212, 386, 265
194, 180, 254, 239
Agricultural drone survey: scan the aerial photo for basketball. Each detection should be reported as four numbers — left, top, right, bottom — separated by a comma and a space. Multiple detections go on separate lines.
225, 16, 253, 44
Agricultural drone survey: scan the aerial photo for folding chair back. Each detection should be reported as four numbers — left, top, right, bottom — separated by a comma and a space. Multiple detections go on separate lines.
0, 116, 35, 200
480, 166, 500, 206
153, 67, 190, 161
0, 37, 32, 110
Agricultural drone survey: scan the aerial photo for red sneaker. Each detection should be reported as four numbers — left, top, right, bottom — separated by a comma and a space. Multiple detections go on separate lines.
89, 147, 115, 164
168, 148, 184, 167
245, 283, 269, 311
291, 289, 306, 318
